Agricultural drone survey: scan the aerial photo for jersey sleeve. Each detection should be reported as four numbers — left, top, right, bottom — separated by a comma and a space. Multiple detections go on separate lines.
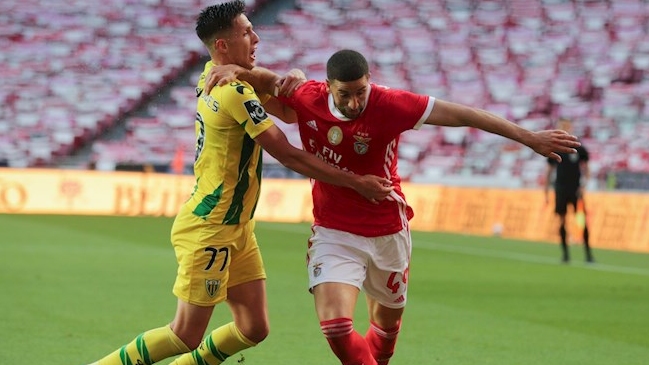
276, 80, 318, 110
374, 85, 434, 132
221, 81, 275, 139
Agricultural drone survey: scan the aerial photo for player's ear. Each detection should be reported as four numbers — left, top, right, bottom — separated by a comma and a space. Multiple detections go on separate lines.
325, 79, 331, 93
215, 38, 228, 53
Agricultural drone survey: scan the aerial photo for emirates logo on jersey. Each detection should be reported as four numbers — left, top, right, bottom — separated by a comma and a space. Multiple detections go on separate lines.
353, 135, 371, 155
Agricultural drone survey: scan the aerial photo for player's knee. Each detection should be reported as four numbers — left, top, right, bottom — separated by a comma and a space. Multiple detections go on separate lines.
240, 322, 270, 344
174, 329, 203, 350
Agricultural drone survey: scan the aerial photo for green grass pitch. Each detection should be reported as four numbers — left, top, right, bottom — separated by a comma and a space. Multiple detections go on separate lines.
1, 214, 648, 364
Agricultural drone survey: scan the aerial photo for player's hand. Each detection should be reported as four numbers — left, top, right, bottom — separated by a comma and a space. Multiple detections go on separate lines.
275, 68, 306, 97
205, 64, 245, 95
352, 175, 394, 204
531, 130, 581, 162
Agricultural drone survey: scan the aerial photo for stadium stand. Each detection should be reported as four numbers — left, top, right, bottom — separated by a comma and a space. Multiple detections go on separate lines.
2, 0, 648, 188
0, 0, 265, 169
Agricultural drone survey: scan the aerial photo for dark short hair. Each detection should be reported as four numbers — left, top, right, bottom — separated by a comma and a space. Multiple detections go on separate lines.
326, 49, 369, 82
195, 0, 246, 45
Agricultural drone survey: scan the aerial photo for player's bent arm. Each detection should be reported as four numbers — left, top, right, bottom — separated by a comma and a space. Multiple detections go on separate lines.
425, 99, 580, 161
262, 97, 298, 124
206, 64, 282, 96
245, 67, 282, 95
206, 64, 306, 99
255, 125, 393, 201
237, 66, 305, 97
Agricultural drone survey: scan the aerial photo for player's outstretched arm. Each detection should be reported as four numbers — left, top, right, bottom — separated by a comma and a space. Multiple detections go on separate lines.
256, 125, 393, 203
425, 99, 581, 162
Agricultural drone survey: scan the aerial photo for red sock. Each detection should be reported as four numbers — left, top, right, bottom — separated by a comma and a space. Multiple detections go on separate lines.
365, 321, 401, 365
320, 318, 377, 365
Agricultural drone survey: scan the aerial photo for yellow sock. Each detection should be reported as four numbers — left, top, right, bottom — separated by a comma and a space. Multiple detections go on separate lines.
95, 325, 190, 365
169, 322, 256, 365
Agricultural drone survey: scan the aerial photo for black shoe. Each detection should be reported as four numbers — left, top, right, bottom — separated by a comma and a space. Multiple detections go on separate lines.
561, 256, 570, 264
586, 255, 595, 264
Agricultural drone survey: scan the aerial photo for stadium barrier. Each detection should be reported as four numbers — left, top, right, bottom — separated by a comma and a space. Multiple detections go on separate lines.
1, 168, 647, 253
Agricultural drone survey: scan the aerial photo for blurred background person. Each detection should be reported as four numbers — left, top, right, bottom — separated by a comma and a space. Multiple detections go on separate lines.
545, 117, 594, 264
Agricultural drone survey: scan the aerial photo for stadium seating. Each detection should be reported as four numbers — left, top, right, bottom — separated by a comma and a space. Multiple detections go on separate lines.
2, 0, 648, 188
0, 0, 265, 168
252, 0, 649, 187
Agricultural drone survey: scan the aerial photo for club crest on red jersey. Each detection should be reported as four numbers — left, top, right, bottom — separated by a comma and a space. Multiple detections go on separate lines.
327, 126, 343, 146
353, 135, 371, 155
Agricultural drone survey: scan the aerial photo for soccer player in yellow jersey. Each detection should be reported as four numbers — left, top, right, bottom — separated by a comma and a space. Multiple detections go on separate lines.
84, 2, 392, 365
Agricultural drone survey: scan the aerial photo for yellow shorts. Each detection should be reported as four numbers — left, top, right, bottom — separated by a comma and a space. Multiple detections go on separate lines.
170, 206, 266, 306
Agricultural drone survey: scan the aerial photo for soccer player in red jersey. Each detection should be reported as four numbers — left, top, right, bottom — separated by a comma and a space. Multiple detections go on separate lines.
82, 6, 392, 365
206, 49, 581, 365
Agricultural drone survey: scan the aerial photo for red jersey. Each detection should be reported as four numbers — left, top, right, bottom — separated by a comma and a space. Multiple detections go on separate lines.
279, 81, 434, 237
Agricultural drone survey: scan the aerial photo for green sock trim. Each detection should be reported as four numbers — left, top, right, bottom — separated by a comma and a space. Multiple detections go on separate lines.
205, 335, 230, 362
119, 345, 133, 365
135, 333, 153, 365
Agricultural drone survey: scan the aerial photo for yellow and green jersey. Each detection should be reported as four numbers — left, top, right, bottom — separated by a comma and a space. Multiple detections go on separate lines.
186, 60, 274, 224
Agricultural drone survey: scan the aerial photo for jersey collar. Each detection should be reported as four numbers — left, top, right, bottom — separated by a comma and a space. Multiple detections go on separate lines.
327, 83, 372, 121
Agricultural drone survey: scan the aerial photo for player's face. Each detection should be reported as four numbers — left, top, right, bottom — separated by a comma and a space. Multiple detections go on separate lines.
327, 75, 370, 119
221, 14, 259, 70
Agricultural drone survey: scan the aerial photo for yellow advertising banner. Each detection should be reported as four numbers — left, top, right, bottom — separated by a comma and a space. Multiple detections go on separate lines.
403, 183, 649, 253
0, 168, 193, 216
1, 168, 648, 253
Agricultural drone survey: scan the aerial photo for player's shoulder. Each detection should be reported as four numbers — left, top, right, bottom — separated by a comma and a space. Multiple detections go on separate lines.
220, 80, 257, 96
288, 80, 327, 104
369, 83, 422, 101
298, 80, 326, 94
211, 80, 259, 104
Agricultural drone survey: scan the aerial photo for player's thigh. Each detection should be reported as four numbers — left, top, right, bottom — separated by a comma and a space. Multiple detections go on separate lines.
363, 229, 410, 309
227, 279, 269, 343
227, 220, 266, 288
171, 209, 252, 306
365, 295, 404, 329
308, 226, 367, 320
307, 226, 368, 291
170, 298, 215, 347
313, 282, 360, 321
223, 220, 269, 337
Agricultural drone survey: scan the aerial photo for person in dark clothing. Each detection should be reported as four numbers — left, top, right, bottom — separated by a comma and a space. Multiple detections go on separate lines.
545, 118, 594, 263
